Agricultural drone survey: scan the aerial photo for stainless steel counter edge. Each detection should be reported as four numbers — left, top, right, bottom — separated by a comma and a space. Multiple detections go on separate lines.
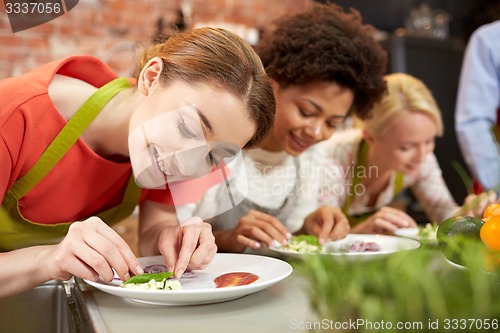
70, 278, 110, 333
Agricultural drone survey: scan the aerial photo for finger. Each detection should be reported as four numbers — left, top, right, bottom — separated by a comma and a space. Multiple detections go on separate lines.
379, 209, 416, 228
307, 210, 334, 244
235, 234, 261, 250
74, 243, 114, 282
372, 218, 399, 233
188, 228, 217, 269
159, 234, 179, 273
85, 218, 143, 276
249, 210, 291, 239
180, 216, 204, 227
243, 222, 287, 248
256, 221, 290, 245
328, 214, 350, 241
174, 229, 198, 278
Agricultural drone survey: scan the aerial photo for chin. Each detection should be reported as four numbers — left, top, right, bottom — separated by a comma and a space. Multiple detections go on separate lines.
284, 145, 302, 157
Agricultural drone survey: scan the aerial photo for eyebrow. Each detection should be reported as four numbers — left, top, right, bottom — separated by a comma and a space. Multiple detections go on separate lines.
196, 108, 213, 134
304, 98, 346, 118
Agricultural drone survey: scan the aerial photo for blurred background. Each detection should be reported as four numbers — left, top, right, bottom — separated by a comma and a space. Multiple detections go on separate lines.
0, 0, 494, 223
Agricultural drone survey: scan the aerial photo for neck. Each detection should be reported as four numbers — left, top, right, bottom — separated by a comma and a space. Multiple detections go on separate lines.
362, 143, 393, 188
90, 87, 144, 159
260, 132, 283, 152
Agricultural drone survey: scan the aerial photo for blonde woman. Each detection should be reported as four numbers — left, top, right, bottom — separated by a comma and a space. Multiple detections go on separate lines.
319, 73, 496, 234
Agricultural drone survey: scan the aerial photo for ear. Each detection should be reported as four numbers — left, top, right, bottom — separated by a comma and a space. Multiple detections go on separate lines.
362, 129, 375, 144
269, 78, 280, 95
137, 57, 164, 96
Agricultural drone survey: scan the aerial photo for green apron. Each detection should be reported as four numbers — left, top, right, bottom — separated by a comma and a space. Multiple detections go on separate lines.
341, 140, 404, 226
0, 78, 142, 251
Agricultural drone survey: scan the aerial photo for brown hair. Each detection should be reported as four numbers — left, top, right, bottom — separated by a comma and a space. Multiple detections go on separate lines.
255, 2, 387, 119
136, 27, 275, 148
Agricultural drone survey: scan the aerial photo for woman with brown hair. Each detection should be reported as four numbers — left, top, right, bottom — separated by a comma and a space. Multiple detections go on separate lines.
0, 27, 275, 297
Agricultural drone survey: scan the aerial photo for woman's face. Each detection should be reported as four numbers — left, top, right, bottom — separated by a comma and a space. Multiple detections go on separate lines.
128, 80, 254, 188
368, 112, 437, 176
269, 81, 353, 156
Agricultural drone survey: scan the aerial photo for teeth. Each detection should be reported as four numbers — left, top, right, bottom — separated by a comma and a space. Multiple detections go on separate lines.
152, 146, 168, 174
157, 158, 167, 174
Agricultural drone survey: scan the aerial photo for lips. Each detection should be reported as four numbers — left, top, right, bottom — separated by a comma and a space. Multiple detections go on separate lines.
289, 132, 312, 153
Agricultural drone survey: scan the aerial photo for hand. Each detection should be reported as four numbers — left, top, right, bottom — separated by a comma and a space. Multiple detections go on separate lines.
459, 190, 498, 218
218, 210, 291, 252
47, 217, 142, 283
352, 207, 417, 234
158, 216, 217, 278
303, 206, 350, 244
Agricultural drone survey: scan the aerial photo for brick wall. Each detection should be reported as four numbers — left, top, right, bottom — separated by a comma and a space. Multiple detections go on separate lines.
0, 0, 310, 79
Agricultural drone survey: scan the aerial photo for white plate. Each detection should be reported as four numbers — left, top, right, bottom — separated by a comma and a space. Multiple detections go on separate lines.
270, 234, 420, 261
84, 253, 292, 306
394, 227, 438, 244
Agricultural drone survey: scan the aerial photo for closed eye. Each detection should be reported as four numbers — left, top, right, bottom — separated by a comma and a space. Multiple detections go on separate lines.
178, 116, 197, 139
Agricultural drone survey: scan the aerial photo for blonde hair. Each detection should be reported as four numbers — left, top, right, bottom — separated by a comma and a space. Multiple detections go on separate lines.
136, 27, 275, 148
363, 73, 443, 137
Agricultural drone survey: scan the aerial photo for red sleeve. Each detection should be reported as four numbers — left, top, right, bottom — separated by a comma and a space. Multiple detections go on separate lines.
143, 188, 175, 205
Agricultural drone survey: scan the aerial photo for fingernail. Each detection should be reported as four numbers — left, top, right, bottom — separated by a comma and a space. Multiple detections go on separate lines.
319, 238, 326, 244
272, 239, 281, 248
254, 242, 261, 249
136, 266, 144, 275
176, 269, 184, 277
286, 232, 292, 239
124, 273, 130, 281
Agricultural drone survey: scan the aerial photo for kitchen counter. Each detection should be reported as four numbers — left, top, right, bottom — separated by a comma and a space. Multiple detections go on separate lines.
72, 271, 316, 333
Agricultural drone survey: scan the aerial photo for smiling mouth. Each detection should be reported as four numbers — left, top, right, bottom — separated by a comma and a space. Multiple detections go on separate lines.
149, 145, 171, 176
290, 133, 310, 151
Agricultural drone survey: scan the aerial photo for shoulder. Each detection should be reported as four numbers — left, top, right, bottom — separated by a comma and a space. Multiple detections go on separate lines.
319, 128, 362, 162
469, 21, 500, 51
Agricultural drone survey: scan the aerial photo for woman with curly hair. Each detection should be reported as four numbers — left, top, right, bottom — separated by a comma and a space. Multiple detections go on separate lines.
178, 3, 387, 252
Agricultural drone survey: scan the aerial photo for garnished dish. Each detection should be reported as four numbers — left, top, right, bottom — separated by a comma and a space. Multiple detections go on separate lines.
83, 253, 292, 305
280, 235, 326, 254
270, 234, 420, 261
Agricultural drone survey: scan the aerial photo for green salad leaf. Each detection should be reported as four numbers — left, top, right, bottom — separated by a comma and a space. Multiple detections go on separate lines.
123, 272, 173, 284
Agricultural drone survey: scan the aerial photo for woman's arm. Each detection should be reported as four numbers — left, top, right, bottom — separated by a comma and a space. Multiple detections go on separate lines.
410, 154, 460, 223
0, 217, 141, 298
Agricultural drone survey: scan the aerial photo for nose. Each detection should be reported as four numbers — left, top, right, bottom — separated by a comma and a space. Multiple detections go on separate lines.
304, 120, 330, 142
174, 147, 212, 177
414, 145, 427, 163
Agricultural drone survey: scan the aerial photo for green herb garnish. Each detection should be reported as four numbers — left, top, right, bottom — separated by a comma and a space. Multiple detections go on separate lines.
123, 272, 173, 284
291, 235, 320, 246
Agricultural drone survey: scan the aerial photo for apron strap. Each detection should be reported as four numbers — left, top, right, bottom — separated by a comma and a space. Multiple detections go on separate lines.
9, 78, 131, 199
342, 140, 405, 224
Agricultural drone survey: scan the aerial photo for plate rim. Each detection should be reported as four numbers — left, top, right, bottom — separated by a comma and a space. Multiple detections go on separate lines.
84, 253, 293, 304
269, 233, 421, 257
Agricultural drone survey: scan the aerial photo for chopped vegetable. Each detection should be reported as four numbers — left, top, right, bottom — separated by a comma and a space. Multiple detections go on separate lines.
281, 235, 325, 254
120, 271, 182, 290
418, 223, 437, 239
123, 272, 173, 284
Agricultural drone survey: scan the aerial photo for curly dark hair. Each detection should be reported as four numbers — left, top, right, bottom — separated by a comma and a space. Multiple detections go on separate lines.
254, 2, 387, 120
